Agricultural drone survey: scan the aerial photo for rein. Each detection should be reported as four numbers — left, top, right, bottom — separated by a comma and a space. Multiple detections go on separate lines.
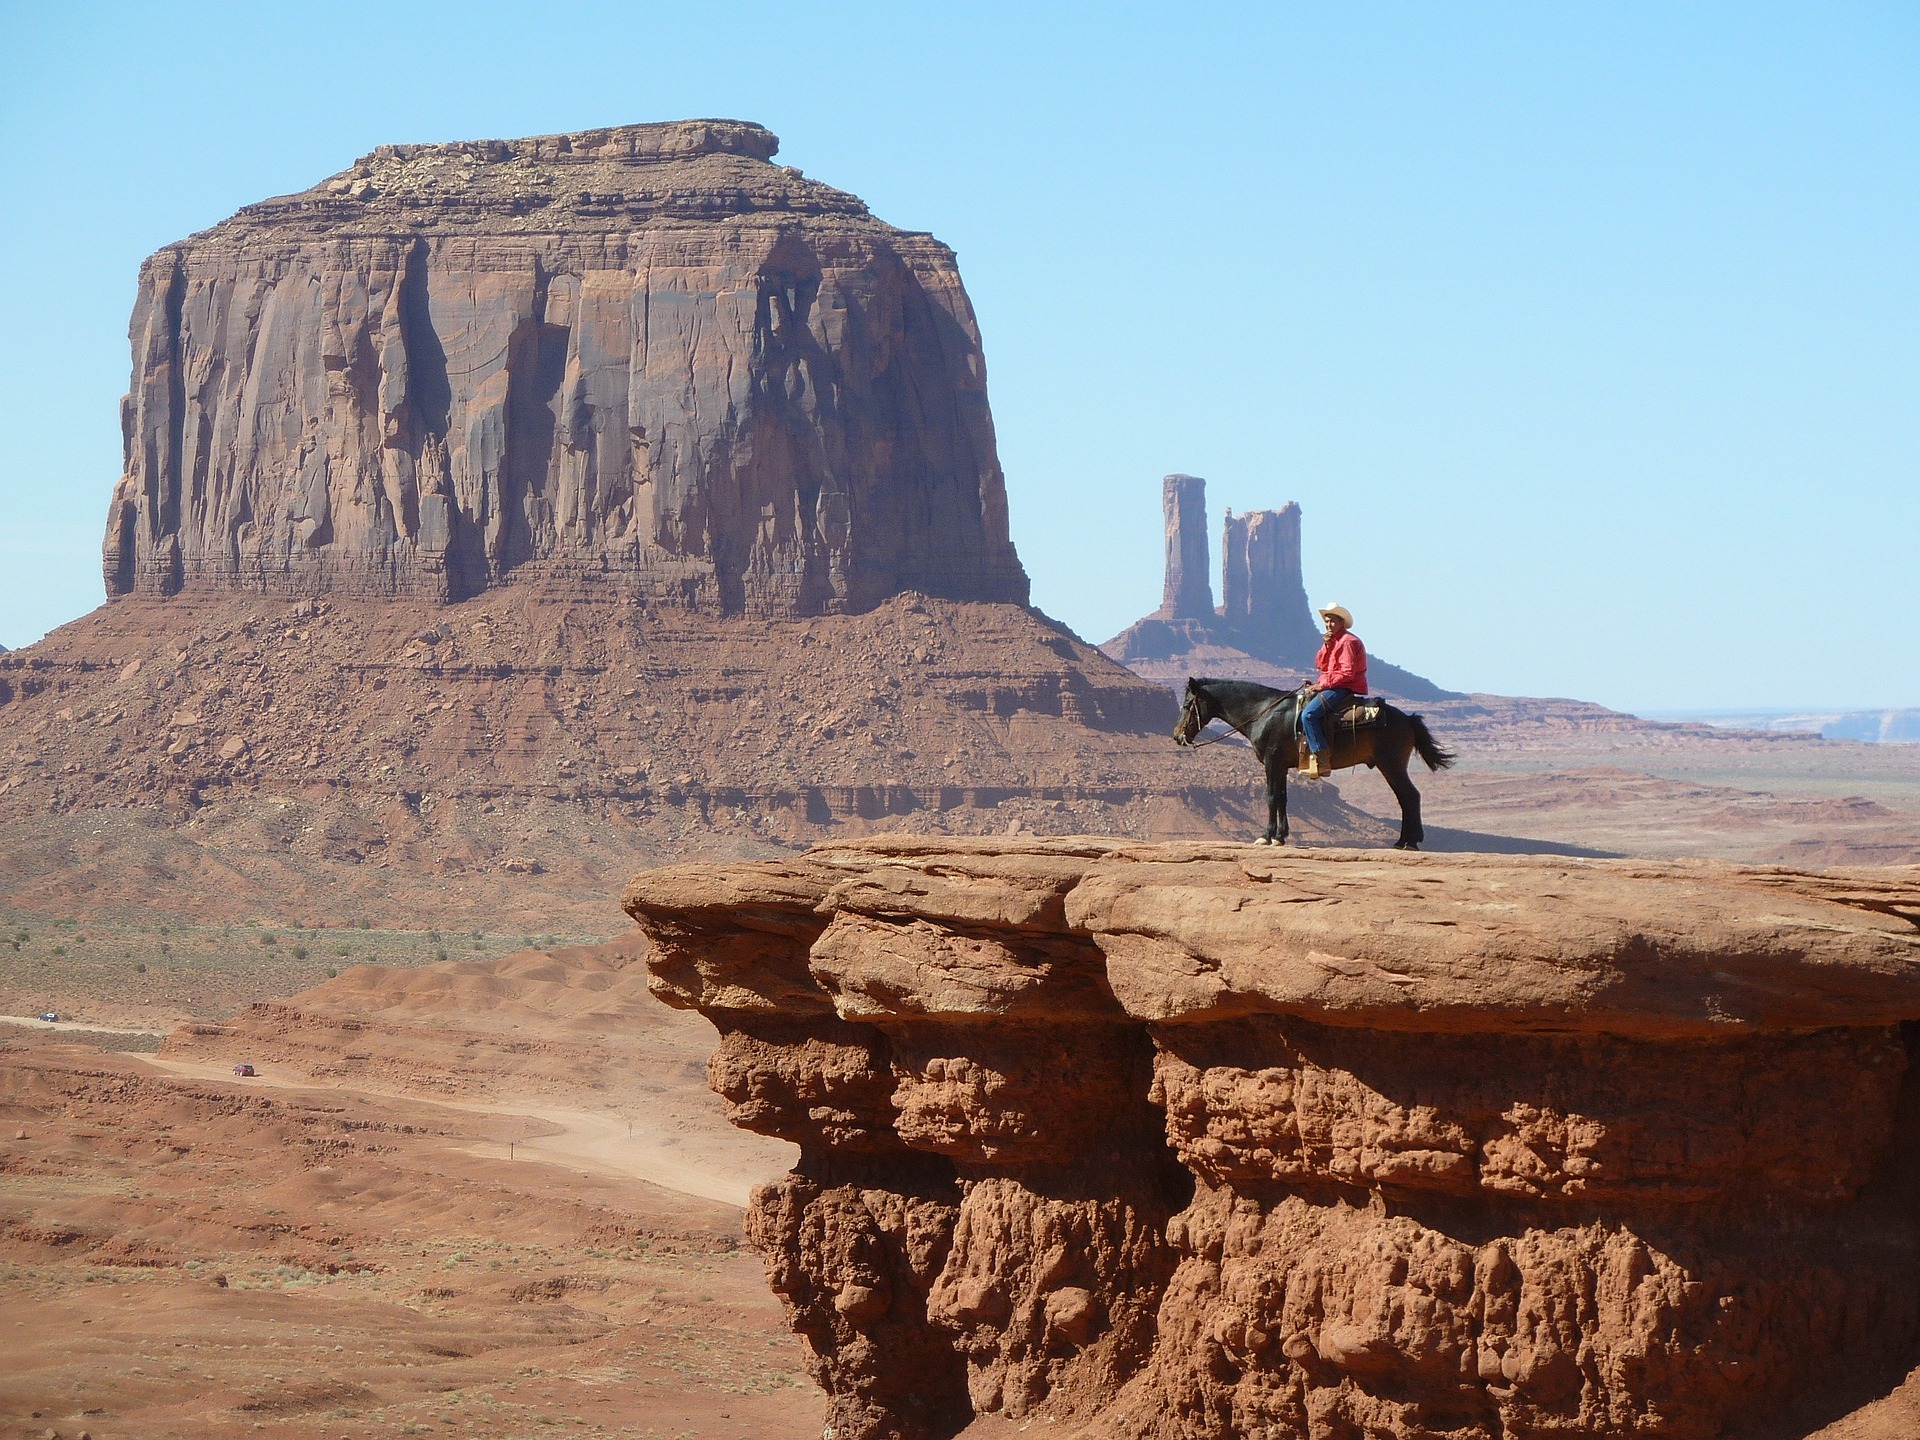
1183, 693, 1292, 748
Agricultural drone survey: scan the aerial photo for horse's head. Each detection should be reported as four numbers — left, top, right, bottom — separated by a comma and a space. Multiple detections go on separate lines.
1173, 679, 1210, 746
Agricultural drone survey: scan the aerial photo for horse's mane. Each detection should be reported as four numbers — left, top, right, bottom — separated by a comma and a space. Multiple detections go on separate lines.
1189, 676, 1291, 704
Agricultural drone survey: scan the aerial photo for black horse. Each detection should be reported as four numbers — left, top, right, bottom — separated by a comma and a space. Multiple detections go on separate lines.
1173, 677, 1456, 849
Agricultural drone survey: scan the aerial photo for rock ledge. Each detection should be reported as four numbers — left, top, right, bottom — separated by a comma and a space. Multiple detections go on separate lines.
624, 838, 1920, 1440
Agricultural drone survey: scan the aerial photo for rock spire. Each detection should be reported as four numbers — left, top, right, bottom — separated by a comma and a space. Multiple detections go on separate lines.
1221, 502, 1321, 658
101, 120, 1029, 616
1158, 474, 1213, 619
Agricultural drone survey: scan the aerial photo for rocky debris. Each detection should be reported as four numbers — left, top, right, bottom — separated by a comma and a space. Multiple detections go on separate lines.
0, 592, 1404, 931
1105, 478, 1450, 701
623, 836, 1920, 1440
101, 120, 1027, 616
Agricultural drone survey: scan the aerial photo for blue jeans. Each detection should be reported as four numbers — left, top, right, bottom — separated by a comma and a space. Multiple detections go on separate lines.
1301, 689, 1355, 756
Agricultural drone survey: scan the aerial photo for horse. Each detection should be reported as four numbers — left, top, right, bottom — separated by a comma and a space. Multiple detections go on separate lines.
1173, 676, 1456, 849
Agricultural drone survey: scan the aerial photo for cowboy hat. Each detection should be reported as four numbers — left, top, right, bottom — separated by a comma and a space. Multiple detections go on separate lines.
1317, 604, 1353, 627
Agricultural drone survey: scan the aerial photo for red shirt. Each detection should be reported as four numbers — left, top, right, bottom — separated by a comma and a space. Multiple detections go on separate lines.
1315, 631, 1368, 694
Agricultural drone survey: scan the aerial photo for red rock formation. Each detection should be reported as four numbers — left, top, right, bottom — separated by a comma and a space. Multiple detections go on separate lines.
0, 590, 1416, 936
9, 123, 1425, 904
1160, 476, 1213, 621
624, 838, 1920, 1440
1220, 503, 1320, 662
101, 120, 1027, 616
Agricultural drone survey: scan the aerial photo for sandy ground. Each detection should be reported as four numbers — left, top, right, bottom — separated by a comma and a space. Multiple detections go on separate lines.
0, 936, 820, 1440
1345, 701, 1920, 866
139, 1056, 776, 1210
0, 1017, 161, 1038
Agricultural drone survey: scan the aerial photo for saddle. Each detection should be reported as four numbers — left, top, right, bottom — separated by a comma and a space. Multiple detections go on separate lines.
1294, 690, 1388, 766
1341, 696, 1388, 728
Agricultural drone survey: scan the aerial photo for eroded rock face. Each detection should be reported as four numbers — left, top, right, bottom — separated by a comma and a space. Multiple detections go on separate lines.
1161, 475, 1213, 621
623, 837, 1920, 1440
1220, 504, 1320, 663
102, 120, 1027, 615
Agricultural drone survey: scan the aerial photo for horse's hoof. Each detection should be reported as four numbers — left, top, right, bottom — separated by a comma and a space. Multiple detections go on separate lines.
1394, 841, 1420, 852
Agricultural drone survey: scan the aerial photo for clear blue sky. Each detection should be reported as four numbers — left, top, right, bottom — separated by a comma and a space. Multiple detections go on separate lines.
2, 3, 1914, 711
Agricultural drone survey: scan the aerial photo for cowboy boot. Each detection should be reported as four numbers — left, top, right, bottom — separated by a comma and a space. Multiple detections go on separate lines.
1305, 751, 1330, 779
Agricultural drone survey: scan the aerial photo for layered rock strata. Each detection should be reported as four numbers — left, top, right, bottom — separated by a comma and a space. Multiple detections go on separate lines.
101, 119, 1027, 615
0, 593, 1413, 932
624, 837, 1920, 1440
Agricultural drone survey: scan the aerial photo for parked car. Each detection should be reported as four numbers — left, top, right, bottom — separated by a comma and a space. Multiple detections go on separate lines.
232, 1063, 256, 1077
38, 1012, 58, 1023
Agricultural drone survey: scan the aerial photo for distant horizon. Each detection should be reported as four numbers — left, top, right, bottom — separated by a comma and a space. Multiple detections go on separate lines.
3, 5, 1914, 712
5, 598, 1917, 725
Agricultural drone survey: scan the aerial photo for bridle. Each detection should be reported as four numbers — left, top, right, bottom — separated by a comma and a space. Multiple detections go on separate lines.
1176, 691, 1293, 749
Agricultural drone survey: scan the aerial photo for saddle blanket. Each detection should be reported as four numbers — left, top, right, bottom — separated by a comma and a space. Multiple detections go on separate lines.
1339, 696, 1387, 727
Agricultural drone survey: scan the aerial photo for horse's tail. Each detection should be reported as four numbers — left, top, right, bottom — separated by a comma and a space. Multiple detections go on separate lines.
1407, 714, 1457, 771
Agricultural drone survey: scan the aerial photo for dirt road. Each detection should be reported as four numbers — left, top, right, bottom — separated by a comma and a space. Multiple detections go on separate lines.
0, 1011, 165, 1036
139, 1054, 791, 1208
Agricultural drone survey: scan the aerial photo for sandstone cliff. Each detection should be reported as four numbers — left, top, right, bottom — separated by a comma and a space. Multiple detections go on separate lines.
624, 838, 1920, 1440
1220, 503, 1320, 660
101, 120, 1027, 615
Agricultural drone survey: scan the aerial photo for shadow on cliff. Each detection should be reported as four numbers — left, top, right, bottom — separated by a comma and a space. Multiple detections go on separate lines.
1758, 1019, 1920, 1440
1415, 825, 1621, 858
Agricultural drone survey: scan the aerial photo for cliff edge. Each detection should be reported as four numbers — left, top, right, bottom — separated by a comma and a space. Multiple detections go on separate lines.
624, 838, 1920, 1440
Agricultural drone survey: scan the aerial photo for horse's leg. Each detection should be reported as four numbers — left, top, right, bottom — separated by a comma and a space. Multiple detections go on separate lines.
1262, 751, 1290, 845
1379, 746, 1424, 849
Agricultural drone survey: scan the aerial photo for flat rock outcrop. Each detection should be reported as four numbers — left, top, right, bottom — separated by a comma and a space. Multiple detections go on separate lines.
623, 837, 1920, 1440
102, 119, 1026, 615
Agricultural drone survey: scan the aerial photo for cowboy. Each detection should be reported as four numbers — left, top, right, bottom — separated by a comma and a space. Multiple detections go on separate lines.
1301, 604, 1367, 778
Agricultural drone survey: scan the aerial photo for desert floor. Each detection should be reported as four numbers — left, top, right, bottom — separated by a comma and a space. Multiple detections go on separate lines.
0, 941, 817, 1440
